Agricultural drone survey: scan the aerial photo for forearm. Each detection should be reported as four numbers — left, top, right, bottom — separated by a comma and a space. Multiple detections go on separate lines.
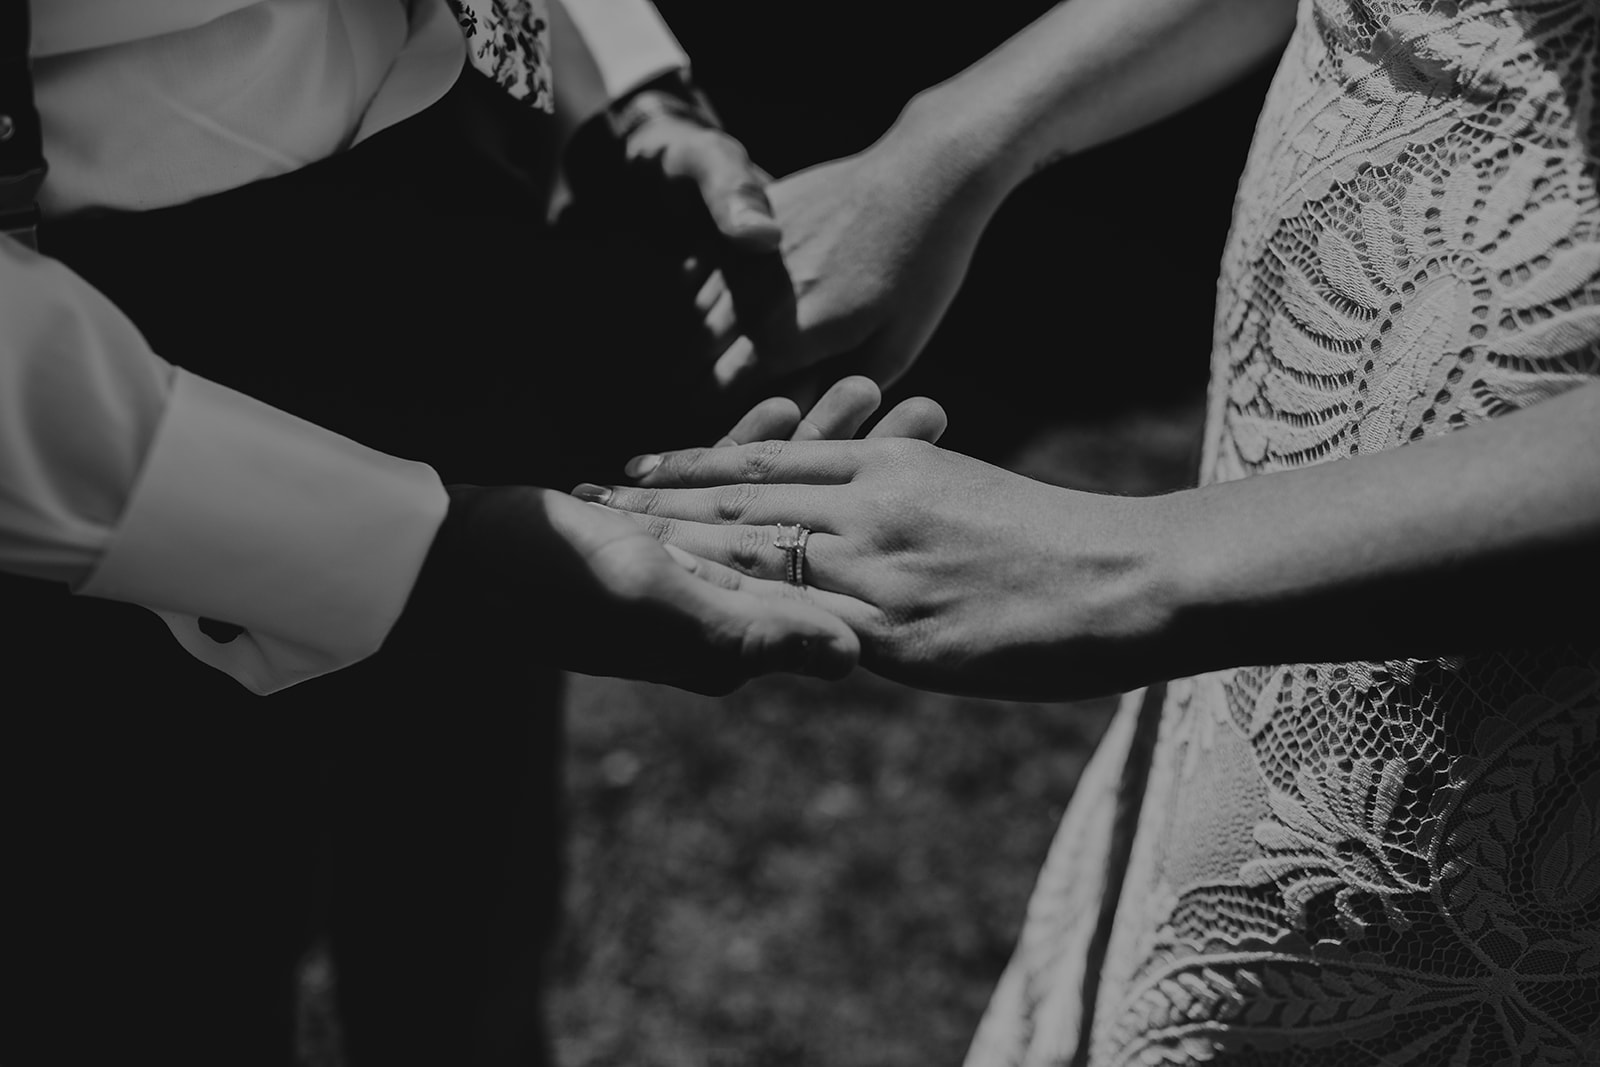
887, 0, 1297, 208
0, 238, 446, 694
1138, 383, 1600, 675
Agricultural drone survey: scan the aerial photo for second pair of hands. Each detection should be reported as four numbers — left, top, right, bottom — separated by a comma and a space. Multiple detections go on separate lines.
595, 84, 980, 397
689, 135, 985, 396
412, 89, 982, 698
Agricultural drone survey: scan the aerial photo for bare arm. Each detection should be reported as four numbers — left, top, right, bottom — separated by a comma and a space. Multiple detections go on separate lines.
718, 0, 1299, 388
589, 379, 1599, 701
897, 0, 1299, 201
1152, 381, 1600, 679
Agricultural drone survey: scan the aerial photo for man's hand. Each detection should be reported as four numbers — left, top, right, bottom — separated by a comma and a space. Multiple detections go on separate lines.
576, 434, 1162, 703
396, 485, 859, 695
563, 78, 795, 382
615, 88, 782, 255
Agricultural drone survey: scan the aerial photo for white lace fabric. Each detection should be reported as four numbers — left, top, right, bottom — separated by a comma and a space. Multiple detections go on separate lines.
967, 2, 1600, 1064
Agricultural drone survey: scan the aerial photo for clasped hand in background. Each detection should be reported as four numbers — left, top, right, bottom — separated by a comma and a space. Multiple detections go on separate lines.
577, 83, 992, 400
691, 100, 998, 397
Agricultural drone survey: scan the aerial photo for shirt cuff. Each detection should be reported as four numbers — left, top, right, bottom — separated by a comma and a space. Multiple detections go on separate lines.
77, 369, 448, 695
560, 0, 689, 102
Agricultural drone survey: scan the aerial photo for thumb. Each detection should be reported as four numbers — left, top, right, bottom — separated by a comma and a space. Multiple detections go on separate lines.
676, 570, 858, 680
689, 139, 783, 251
736, 592, 860, 680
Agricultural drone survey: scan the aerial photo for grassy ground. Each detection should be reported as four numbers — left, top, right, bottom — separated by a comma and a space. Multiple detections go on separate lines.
548, 395, 1205, 1066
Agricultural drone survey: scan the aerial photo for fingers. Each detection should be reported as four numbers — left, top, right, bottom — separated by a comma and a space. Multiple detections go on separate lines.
697, 283, 741, 369
697, 271, 778, 385
636, 517, 851, 589
716, 395, 802, 447
726, 584, 861, 681
783, 374, 823, 412
716, 375, 881, 449
680, 566, 859, 681
681, 256, 714, 300
866, 396, 948, 444
694, 265, 727, 317
712, 335, 760, 390
686, 136, 782, 252
618, 438, 873, 489
792, 376, 881, 441
661, 544, 879, 661
575, 479, 840, 529
656, 545, 863, 681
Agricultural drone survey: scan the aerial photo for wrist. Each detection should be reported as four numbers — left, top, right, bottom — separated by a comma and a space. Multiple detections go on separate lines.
1138, 478, 1327, 680
613, 70, 721, 136
891, 84, 1030, 213
563, 71, 723, 207
1049, 490, 1191, 685
390, 483, 481, 641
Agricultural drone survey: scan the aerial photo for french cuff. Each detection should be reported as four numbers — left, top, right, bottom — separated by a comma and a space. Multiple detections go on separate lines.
560, 0, 689, 102
76, 369, 448, 695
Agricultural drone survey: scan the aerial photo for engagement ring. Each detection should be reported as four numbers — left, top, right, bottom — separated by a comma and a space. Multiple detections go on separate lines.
773, 524, 811, 586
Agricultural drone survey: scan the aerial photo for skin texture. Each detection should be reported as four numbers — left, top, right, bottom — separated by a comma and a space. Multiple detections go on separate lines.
427, 380, 946, 697
420, 1, 825, 693
697, 0, 1300, 389
418, 484, 860, 695
585, 380, 1600, 702
575, 0, 1597, 704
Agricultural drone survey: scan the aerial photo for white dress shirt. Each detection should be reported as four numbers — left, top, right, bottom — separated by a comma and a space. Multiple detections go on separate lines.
2, 0, 688, 693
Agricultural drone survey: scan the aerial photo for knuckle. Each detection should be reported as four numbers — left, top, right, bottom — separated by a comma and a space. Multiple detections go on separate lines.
740, 439, 786, 481
642, 515, 677, 543
885, 436, 935, 466
661, 448, 707, 483
757, 396, 801, 424
728, 524, 771, 574
713, 481, 762, 524
632, 488, 664, 517
855, 437, 902, 474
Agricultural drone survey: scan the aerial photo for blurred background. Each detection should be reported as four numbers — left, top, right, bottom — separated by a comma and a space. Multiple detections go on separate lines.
550, 4, 1278, 1064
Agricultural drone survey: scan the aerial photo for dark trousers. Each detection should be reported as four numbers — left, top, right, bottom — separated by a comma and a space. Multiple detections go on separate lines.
3, 67, 727, 1067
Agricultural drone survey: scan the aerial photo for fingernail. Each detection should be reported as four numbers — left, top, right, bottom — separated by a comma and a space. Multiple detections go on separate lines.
572, 483, 613, 505
624, 454, 661, 478
731, 202, 772, 229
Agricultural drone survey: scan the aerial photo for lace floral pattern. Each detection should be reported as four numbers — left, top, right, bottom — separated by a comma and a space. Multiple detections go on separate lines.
447, 0, 554, 112
967, 2, 1600, 1064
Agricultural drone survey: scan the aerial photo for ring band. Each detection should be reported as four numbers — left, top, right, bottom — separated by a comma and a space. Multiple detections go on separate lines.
773, 524, 811, 586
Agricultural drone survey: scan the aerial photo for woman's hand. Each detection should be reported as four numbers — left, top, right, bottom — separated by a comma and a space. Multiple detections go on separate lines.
575, 437, 1174, 701
696, 374, 950, 452
695, 110, 1006, 393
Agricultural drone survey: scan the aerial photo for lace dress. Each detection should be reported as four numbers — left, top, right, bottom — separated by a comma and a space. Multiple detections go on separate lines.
965, 1, 1600, 1063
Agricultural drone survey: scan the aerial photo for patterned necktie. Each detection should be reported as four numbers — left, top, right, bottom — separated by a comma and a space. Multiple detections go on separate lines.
444, 0, 555, 113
